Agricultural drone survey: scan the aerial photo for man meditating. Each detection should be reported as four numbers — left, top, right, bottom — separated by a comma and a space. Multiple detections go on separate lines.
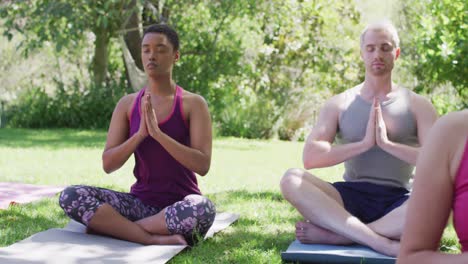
59, 24, 215, 246
280, 21, 437, 256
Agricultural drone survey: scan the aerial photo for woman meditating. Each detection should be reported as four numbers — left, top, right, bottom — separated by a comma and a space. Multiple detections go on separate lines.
398, 110, 468, 263
59, 24, 215, 246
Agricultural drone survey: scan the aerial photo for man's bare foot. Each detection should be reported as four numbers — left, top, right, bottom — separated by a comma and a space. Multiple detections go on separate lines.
295, 221, 353, 245
372, 238, 400, 257
295, 221, 400, 257
152, 234, 187, 246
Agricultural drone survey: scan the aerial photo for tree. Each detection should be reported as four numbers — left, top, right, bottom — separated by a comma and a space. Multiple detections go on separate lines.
401, 0, 467, 108
1, 0, 140, 87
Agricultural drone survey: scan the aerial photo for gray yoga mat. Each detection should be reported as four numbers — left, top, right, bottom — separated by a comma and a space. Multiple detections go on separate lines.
0, 212, 239, 264
281, 239, 396, 264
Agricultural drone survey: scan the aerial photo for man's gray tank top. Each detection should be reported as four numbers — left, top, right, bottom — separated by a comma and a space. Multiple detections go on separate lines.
336, 87, 418, 189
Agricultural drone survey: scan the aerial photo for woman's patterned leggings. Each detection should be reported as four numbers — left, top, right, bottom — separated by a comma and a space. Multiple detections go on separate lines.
58, 185, 216, 244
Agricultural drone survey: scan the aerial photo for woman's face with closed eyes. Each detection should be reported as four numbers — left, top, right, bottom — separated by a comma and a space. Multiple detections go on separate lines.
141, 33, 179, 76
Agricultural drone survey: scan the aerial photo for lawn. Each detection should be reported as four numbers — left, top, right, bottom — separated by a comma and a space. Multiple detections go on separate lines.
0, 128, 460, 263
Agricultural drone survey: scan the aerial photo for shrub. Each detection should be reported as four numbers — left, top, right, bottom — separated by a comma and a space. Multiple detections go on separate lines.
5, 80, 130, 129
217, 97, 280, 139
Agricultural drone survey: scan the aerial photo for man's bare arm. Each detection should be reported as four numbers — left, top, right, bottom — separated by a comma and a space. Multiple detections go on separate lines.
303, 97, 377, 169
376, 94, 437, 165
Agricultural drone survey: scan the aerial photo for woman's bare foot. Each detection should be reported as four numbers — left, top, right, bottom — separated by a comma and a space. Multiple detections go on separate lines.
295, 221, 353, 245
87, 227, 186, 246
86, 227, 102, 235
151, 234, 187, 246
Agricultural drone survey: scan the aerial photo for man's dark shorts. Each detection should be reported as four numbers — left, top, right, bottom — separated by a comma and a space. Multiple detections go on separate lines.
331, 181, 409, 223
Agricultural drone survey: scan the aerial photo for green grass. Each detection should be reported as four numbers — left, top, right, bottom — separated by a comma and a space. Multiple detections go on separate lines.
0, 128, 461, 262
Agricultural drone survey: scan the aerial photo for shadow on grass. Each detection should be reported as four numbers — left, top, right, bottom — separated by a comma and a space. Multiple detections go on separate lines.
0, 199, 69, 246
0, 128, 106, 148
1, 189, 300, 263
181, 228, 294, 263
199, 190, 460, 263
207, 189, 284, 202
173, 189, 300, 263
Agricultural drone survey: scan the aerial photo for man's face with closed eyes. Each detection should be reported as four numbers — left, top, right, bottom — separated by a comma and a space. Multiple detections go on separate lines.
360, 29, 400, 76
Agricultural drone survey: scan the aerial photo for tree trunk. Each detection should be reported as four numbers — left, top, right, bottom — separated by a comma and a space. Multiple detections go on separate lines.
92, 26, 110, 87
124, 0, 143, 71
142, 1, 170, 26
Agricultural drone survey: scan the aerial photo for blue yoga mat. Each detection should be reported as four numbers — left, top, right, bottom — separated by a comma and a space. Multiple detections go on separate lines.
281, 240, 396, 264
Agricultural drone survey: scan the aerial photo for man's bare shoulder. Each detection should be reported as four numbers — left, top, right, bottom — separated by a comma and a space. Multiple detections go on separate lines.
405, 90, 438, 119
407, 90, 433, 108
325, 85, 361, 111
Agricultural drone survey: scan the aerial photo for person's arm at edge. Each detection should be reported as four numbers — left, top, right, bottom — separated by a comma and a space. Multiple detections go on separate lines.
151, 94, 212, 176
102, 94, 145, 174
378, 93, 438, 165
397, 114, 468, 264
303, 96, 375, 169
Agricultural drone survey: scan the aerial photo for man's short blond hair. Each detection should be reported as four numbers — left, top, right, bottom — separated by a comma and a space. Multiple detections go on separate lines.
360, 21, 400, 48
